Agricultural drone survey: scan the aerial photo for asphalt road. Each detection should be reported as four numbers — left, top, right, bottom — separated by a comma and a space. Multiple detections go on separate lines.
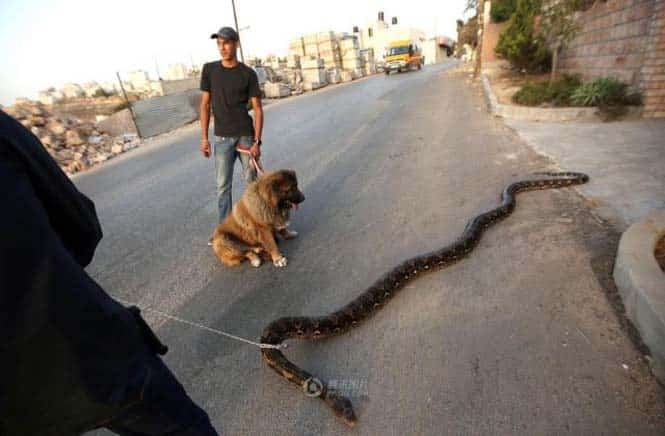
82, 60, 665, 435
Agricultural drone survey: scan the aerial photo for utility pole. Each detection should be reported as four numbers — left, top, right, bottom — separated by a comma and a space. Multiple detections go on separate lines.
474, 1, 485, 78
154, 58, 162, 80
230, 0, 245, 63
116, 72, 142, 138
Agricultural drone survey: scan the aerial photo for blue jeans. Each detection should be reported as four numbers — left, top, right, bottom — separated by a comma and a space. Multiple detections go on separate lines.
213, 135, 257, 221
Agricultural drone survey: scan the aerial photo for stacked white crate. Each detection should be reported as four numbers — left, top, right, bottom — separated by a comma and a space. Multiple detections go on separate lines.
339, 35, 363, 79
264, 82, 291, 98
266, 57, 283, 70
326, 68, 342, 84
303, 33, 319, 58
289, 37, 305, 58
286, 54, 300, 69
316, 31, 342, 70
340, 70, 354, 82
362, 48, 376, 75
301, 57, 327, 90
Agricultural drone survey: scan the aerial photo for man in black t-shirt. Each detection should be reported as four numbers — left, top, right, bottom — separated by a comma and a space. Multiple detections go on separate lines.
200, 26, 263, 224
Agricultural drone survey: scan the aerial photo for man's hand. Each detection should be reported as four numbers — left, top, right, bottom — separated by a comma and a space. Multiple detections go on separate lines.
200, 138, 211, 158
249, 143, 261, 159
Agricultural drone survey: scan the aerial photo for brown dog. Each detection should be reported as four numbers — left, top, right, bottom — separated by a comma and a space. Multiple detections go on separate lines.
211, 169, 305, 268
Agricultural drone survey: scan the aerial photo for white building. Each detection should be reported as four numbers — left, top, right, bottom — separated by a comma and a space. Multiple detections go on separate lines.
353, 12, 427, 63
101, 81, 119, 95
127, 70, 151, 91
165, 63, 188, 81
61, 83, 85, 99
37, 88, 64, 105
421, 37, 455, 65
83, 81, 104, 97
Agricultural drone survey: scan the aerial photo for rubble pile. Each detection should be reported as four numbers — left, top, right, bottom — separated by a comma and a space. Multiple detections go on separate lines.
4, 100, 140, 175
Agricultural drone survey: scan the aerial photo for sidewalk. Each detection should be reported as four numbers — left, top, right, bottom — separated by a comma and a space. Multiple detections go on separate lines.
505, 119, 665, 231
505, 117, 665, 384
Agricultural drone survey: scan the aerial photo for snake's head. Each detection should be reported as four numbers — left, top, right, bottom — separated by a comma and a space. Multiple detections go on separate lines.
325, 391, 358, 427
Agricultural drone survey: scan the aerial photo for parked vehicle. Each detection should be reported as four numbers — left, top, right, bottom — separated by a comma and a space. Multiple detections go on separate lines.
384, 40, 424, 75
252, 66, 279, 98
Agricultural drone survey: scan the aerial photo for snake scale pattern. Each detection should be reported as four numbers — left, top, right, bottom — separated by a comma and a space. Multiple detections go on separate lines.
260, 172, 589, 427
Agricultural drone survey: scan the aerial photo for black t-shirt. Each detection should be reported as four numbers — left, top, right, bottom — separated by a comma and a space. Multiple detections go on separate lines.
200, 61, 261, 137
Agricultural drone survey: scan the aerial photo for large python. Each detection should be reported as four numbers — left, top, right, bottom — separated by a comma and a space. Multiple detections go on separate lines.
260, 172, 589, 427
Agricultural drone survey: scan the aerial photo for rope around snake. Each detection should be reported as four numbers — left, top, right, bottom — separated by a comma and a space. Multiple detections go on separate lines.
259, 171, 589, 427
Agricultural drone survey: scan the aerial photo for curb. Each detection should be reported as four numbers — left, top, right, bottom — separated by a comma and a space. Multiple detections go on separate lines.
613, 210, 665, 384
480, 74, 600, 122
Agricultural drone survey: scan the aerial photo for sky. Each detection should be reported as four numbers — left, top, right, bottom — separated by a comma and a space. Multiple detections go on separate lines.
0, 0, 472, 106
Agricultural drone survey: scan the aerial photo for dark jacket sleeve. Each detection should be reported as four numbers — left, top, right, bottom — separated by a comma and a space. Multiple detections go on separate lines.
0, 111, 165, 434
0, 110, 102, 266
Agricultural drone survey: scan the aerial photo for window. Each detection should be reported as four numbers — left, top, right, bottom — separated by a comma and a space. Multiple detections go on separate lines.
387, 46, 409, 56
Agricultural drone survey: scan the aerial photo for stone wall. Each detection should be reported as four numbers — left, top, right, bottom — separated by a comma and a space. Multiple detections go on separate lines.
161, 77, 200, 95
482, 21, 509, 66
96, 108, 137, 136
639, 0, 665, 117
51, 96, 125, 122
558, 0, 665, 117
132, 89, 201, 137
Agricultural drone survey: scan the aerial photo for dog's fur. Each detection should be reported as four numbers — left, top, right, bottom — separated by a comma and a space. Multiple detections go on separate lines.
211, 170, 305, 268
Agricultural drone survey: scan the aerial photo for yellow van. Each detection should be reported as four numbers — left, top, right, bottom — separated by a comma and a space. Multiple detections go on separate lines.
384, 40, 424, 75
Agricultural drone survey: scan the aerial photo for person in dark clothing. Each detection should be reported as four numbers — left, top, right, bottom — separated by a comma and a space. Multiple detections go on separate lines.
0, 110, 219, 436
200, 26, 264, 223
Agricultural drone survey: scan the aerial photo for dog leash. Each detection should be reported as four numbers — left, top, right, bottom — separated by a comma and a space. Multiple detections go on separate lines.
114, 297, 287, 350
236, 146, 265, 177
126, 146, 268, 349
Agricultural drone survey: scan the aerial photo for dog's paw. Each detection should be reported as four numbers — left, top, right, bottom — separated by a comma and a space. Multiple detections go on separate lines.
273, 256, 288, 268
250, 257, 262, 267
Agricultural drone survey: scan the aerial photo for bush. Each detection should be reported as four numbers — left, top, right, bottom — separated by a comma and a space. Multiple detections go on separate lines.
513, 76, 639, 113
570, 77, 629, 107
457, 15, 479, 47
495, 0, 551, 72
491, 0, 517, 22
112, 101, 130, 113
512, 75, 581, 106
93, 88, 109, 98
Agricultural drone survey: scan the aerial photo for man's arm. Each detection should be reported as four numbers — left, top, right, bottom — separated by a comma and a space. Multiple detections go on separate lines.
248, 68, 263, 159
200, 91, 211, 158
250, 96, 263, 158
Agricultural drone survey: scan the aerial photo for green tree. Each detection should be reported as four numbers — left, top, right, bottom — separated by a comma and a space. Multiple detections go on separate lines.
465, 0, 479, 12
457, 15, 479, 47
540, 0, 580, 83
495, 0, 550, 72
491, 0, 517, 23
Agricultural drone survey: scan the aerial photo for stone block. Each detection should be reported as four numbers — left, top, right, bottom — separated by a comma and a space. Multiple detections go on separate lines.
263, 82, 291, 98
614, 211, 665, 384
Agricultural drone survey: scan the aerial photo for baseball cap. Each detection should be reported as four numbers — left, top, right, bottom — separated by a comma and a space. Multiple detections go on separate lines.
210, 27, 239, 41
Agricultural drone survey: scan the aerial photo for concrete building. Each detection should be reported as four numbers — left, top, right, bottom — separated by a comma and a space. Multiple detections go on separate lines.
353, 12, 427, 63
83, 81, 104, 98
61, 83, 85, 99
101, 81, 119, 95
37, 88, 64, 105
165, 63, 188, 81
127, 70, 151, 92
422, 36, 455, 65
